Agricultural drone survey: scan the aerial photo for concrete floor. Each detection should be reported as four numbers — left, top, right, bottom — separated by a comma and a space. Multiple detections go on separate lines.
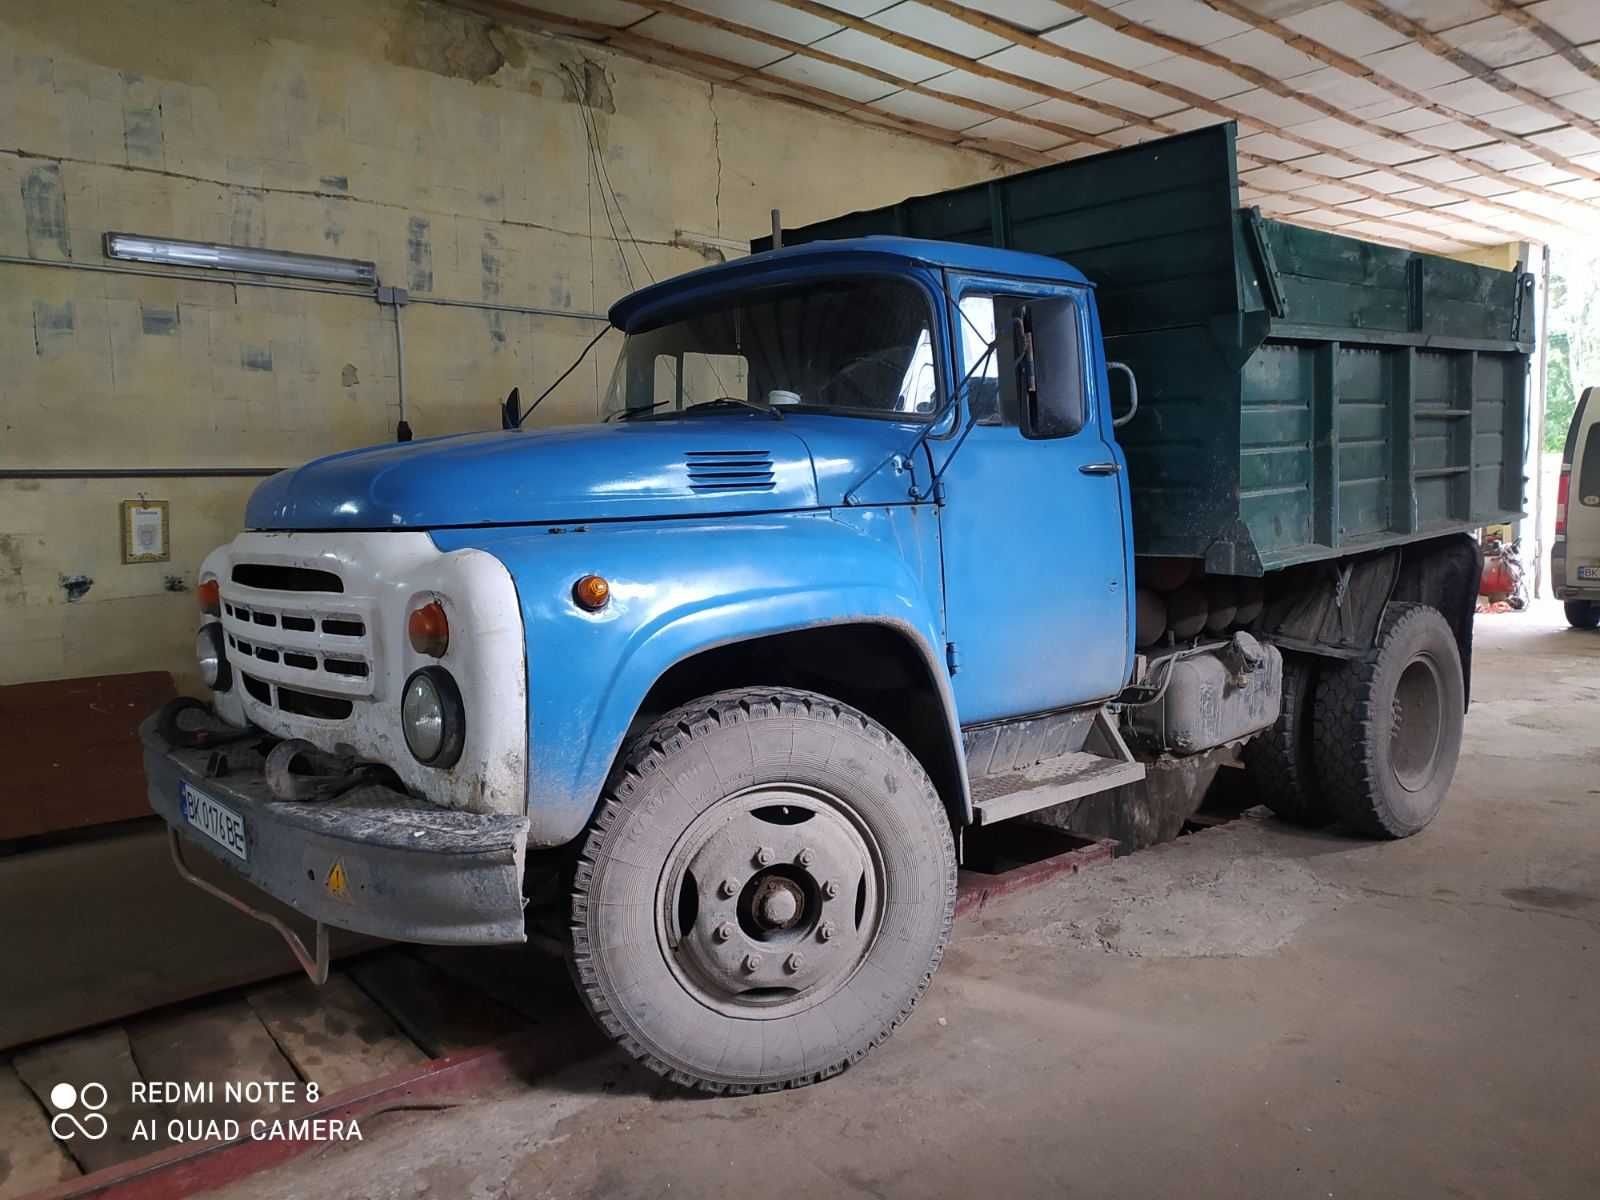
180, 606, 1600, 1198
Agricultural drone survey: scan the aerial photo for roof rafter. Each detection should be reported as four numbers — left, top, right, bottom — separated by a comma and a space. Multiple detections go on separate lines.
1056, 0, 1600, 202
462, 0, 1050, 166
1341, 0, 1600, 138
792, 0, 1565, 240
623, 0, 1506, 245
1200, 0, 1600, 186
1476, 0, 1600, 88
474, 0, 1475, 252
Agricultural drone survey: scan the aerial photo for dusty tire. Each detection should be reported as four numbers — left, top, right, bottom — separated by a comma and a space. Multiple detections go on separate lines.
1312, 603, 1464, 839
1564, 600, 1599, 630
570, 687, 957, 1093
1242, 654, 1334, 827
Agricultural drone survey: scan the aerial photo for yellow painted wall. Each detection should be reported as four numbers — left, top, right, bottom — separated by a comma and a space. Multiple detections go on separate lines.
1447, 242, 1525, 272
0, 0, 1004, 690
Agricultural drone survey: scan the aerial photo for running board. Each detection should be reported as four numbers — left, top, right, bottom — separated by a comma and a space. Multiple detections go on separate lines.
969, 710, 1145, 826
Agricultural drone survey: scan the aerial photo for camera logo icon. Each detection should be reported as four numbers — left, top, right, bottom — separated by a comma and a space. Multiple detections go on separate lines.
49, 1082, 109, 1141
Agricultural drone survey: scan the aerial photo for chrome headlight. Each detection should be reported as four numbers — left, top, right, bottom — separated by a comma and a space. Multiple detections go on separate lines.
196, 622, 230, 692
402, 667, 465, 767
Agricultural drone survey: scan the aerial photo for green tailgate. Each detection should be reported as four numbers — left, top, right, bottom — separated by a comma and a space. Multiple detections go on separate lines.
765, 124, 1534, 576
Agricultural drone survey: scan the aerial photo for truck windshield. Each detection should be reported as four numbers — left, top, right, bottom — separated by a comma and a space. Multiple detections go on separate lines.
602, 277, 937, 422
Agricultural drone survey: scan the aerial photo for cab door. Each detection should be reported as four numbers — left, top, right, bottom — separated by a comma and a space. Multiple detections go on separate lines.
932, 274, 1133, 724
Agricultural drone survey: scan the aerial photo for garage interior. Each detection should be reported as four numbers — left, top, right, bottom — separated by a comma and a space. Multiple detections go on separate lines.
2, 0, 1597, 1196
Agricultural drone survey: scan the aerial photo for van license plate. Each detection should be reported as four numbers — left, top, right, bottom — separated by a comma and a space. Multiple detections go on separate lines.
1578, 566, 1600, 580
182, 782, 248, 860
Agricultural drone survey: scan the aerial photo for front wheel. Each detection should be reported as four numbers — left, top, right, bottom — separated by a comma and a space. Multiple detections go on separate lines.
570, 687, 956, 1093
1312, 604, 1464, 839
1565, 600, 1599, 629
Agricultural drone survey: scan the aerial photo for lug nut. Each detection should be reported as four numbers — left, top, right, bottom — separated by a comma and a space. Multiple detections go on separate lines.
797, 847, 815, 867
719, 878, 739, 899
714, 922, 735, 943
742, 953, 763, 973
784, 952, 805, 973
754, 846, 774, 867
818, 921, 836, 942
822, 879, 839, 899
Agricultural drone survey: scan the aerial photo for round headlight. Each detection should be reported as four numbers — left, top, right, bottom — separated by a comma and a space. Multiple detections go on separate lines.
196, 623, 231, 692
402, 667, 464, 767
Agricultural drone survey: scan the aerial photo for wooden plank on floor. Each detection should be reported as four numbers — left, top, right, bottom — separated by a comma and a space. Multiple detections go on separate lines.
347, 950, 528, 1058
0, 1062, 77, 1199
11, 1027, 162, 1174
125, 997, 298, 1127
410, 945, 579, 1025
0, 828, 372, 1051
246, 972, 427, 1095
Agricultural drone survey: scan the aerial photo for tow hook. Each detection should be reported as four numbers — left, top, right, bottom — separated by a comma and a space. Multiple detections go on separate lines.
264, 739, 400, 803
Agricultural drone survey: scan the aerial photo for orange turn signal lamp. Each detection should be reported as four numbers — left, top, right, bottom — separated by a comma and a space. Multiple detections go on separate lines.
572, 574, 610, 612
408, 600, 450, 657
198, 577, 221, 616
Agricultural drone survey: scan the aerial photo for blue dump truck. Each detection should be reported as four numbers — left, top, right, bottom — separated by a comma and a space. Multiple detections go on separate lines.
144, 125, 1531, 1092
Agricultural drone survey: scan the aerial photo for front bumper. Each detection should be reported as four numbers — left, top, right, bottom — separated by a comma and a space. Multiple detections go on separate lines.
143, 716, 530, 945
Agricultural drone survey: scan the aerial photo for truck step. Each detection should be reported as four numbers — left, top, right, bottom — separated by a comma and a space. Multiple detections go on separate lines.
969, 710, 1145, 826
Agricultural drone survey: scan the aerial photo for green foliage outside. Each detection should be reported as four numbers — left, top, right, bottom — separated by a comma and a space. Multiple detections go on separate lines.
1544, 250, 1600, 453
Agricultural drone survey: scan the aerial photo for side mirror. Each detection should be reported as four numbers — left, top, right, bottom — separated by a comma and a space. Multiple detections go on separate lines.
995, 296, 1084, 439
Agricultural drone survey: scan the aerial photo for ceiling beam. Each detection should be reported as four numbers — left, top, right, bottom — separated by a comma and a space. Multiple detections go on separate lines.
885, 0, 1572, 240
460, 0, 1050, 167
1341, 0, 1600, 138
470, 0, 1483, 252
1200, 0, 1600, 187
612, 0, 1502, 241
1053, 0, 1600, 205
1476, 0, 1600, 88
623, 0, 1517, 244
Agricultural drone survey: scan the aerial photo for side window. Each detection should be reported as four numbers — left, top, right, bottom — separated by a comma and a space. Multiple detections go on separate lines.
956, 295, 1001, 425
1580, 423, 1600, 508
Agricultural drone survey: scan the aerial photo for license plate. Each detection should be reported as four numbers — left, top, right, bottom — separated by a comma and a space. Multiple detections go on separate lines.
182, 782, 248, 861
1578, 566, 1600, 581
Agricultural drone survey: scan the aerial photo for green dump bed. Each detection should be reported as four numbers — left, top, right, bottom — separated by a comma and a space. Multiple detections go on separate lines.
762, 124, 1534, 577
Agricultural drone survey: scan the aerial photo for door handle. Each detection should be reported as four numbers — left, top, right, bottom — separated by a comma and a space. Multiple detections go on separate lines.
1079, 462, 1121, 475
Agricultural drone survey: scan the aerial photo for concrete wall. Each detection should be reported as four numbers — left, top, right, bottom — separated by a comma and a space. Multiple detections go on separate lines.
0, 0, 1004, 690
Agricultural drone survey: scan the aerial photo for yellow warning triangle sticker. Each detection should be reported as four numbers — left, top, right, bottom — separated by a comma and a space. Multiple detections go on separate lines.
325, 861, 349, 899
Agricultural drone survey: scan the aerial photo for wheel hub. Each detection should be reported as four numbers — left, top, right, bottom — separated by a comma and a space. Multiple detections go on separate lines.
656, 785, 884, 1020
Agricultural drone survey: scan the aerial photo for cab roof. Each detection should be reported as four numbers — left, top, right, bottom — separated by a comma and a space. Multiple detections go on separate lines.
607, 235, 1091, 332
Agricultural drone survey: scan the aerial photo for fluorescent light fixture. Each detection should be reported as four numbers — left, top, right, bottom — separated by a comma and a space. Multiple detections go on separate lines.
103, 232, 377, 287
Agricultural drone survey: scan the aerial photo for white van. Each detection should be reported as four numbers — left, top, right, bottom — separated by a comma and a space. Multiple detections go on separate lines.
1554, 385, 1600, 628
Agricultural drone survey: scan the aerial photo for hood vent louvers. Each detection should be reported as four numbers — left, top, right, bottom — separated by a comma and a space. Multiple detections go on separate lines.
686, 449, 776, 493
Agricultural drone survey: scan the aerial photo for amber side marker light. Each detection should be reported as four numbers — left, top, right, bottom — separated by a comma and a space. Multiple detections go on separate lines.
198, 578, 221, 616
573, 574, 611, 612
408, 600, 450, 656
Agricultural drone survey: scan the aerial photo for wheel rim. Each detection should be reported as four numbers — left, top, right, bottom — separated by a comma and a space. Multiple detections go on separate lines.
655, 784, 885, 1020
1390, 654, 1444, 792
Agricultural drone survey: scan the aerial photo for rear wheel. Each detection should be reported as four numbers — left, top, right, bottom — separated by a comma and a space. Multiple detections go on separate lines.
1242, 654, 1335, 827
1565, 600, 1599, 629
570, 687, 956, 1093
1312, 603, 1464, 839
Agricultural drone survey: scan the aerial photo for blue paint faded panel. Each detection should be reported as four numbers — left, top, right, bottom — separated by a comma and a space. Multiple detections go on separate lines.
431, 509, 959, 846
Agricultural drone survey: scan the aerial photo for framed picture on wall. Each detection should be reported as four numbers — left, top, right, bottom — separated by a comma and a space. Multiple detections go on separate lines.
121, 499, 170, 564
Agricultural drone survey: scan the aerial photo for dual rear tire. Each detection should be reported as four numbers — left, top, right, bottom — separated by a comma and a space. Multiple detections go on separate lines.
1246, 603, 1465, 839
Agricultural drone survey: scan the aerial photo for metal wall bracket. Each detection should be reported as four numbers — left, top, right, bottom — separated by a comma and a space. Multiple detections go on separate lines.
167, 829, 330, 985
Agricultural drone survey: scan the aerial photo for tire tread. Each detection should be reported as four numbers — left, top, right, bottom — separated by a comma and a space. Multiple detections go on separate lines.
568, 686, 957, 1094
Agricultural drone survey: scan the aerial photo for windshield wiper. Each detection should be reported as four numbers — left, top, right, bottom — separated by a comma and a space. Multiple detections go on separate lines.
683, 396, 782, 421
606, 400, 672, 422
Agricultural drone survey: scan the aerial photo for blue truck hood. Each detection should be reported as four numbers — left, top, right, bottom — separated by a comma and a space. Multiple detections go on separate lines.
245, 417, 920, 530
